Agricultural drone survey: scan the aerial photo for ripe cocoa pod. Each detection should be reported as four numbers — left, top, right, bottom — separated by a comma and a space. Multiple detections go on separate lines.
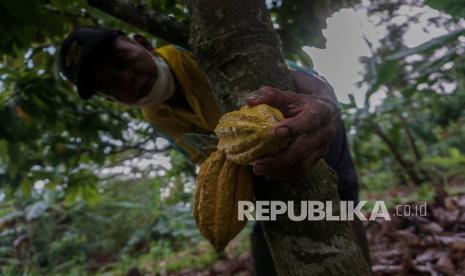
215, 104, 288, 165
194, 151, 253, 252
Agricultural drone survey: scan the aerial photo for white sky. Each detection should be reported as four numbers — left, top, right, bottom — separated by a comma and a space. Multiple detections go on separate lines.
304, 1, 451, 106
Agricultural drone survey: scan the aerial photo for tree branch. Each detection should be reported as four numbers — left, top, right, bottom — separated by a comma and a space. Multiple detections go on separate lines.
373, 123, 423, 185
86, 0, 189, 48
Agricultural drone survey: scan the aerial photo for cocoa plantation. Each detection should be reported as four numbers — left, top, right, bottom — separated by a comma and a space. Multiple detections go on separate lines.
0, 0, 464, 275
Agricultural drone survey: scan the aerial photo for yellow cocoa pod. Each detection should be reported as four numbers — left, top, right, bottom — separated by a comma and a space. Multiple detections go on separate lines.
215, 104, 287, 165
194, 151, 253, 252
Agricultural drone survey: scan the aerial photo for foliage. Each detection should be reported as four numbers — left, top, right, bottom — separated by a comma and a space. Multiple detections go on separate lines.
426, 0, 465, 18
0, 0, 173, 205
344, 0, 465, 189
0, 150, 211, 275
0, 0, 464, 273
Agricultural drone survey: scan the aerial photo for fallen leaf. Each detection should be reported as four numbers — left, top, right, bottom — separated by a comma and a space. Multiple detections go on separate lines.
421, 222, 444, 233
457, 196, 465, 209
372, 264, 401, 274
415, 249, 446, 263
435, 255, 455, 275
444, 198, 457, 211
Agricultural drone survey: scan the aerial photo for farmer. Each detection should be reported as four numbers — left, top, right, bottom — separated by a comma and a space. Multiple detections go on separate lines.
59, 27, 370, 274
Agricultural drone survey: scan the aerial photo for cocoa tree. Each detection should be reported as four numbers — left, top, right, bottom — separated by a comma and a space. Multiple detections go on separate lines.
187, 1, 370, 275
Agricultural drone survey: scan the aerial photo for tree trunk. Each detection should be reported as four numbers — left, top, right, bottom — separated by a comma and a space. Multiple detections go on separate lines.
188, 0, 371, 275
373, 123, 424, 185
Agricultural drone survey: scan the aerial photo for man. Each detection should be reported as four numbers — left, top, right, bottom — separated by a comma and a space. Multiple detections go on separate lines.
59, 27, 370, 274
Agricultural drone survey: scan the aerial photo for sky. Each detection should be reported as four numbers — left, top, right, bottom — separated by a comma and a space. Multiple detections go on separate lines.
304, 1, 451, 106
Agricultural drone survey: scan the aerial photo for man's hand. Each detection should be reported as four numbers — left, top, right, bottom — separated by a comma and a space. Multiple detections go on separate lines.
246, 71, 340, 179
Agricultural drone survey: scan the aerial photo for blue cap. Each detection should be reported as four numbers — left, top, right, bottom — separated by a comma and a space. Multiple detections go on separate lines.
59, 27, 126, 99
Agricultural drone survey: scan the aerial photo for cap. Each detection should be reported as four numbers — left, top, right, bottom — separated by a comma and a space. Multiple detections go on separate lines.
59, 27, 126, 99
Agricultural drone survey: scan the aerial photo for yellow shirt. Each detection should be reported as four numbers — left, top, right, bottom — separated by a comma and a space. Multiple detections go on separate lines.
140, 45, 222, 163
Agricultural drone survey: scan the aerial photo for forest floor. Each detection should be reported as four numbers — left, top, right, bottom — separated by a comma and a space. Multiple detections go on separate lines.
171, 181, 465, 276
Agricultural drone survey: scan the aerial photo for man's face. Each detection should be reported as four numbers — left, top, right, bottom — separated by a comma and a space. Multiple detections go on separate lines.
91, 36, 158, 104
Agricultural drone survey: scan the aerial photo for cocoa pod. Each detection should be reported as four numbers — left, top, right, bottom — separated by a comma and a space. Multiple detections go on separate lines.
214, 104, 288, 165
194, 151, 253, 252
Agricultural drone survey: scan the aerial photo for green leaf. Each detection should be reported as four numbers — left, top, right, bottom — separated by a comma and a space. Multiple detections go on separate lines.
6, 142, 21, 178
426, 0, 465, 18
25, 201, 49, 221
386, 28, 465, 61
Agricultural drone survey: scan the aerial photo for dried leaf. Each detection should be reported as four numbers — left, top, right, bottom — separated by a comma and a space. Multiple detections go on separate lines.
435, 255, 455, 275
421, 222, 444, 233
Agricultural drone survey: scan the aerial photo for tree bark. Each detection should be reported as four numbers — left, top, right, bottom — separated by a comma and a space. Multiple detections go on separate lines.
87, 0, 189, 48
398, 114, 433, 185
399, 115, 421, 162
373, 123, 424, 185
188, 0, 371, 275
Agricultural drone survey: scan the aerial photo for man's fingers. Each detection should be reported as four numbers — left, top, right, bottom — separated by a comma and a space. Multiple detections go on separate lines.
273, 109, 319, 138
246, 86, 300, 110
272, 100, 333, 138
